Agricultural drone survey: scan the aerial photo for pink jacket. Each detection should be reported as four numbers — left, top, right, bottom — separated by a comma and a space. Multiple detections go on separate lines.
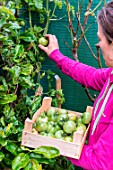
49, 49, 113, 170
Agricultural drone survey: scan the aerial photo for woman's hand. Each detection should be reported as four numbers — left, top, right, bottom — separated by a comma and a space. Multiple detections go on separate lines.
38, 34, 59, 56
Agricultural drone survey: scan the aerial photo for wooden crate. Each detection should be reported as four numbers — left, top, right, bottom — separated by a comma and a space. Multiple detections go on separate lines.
21, 97, 93, 159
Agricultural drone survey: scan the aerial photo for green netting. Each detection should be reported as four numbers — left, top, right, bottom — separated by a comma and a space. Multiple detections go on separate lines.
41, 0, 106, 113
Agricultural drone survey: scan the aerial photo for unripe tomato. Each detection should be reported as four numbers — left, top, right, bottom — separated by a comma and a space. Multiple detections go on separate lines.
57, 109, 68, 115
76, 116, 83, 124
47, 108, 56, 117
19, 21, 25, 26
63, 120, 76, 134
47, 121, 59, 134
57, 114, 69, 126
38, 37, 48, 46
47, 132, 55, 138
76, 123, 86, 134
64, 136, 73, 142
40, 132, 48, 136
55, 130, 66, 140
32, 128, 38, 134
82, 111, 92, 124
35, 122, 47, 132
68, 113, 77, 122
36, 115, 48, 123
47, 108, 58, 122
38, 56, 45, 62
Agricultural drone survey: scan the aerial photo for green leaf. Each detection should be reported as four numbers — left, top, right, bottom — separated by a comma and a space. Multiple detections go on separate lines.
33, 25, 43, 33
0, 76, 8, 92
9, 21, 21, 29
5, 141, 18, 156
8, 66, 21, 85
15, 44, 24, 57
0, 152, 5, 162
24, 159, 40, 170
33, 146, 60, 159
0, 94, 17, 104
12, 153, 30, 170
0, 116, 5, 126
0, 136, 7, 146
20, 64, 33, 75
19, 32, 36, 42
29, 152, 55, 164
4, 153, 13, 166
0, 6, 14, 16
20, 76, 35, 87
27, 51, 36, 62
0, 17, 6, 28
34, 0, 43, 9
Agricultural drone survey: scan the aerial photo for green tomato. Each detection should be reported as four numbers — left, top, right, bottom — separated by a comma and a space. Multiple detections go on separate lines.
35, 122, 48, 132
47, 122, 57, 134
76, 123, 86, 134
64, 136, 73, 142
47, 121, 61, 134
47, 132, 55, 138
57, 109, 68, 115
82, 111, 92, 124
68, 113, 77, 122
32, 128, 38, 134
38, 37, 48, 46
40, 112, 46, 118
63, 120, 76, 134
48, 114, 58, 122
38, 56, 45, 62
19, 20, 25, 26
57, 114, 69, 126
47, 108, 56, 117
76, 116, 83, 124
36, 115, 48, 123
40, 131, 48, 136
55, 130, 66, 140
47, 108, 58, 122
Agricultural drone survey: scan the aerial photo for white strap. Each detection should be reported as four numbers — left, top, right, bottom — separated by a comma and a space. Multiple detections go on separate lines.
92, 84, 113, 135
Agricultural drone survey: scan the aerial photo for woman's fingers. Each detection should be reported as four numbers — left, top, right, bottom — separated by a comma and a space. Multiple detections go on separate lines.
38, 34, 59, 56
45, 34, 57, 42
38, 44, 47, 52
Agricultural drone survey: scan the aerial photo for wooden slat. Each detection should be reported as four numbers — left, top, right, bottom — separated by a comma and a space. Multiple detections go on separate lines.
55, 75, 61, 108
32, 97, 52, 123
24, 118, 32, 132
22, 131, 82, 159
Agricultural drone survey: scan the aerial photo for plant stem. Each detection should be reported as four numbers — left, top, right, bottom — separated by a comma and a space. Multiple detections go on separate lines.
28, 7, 39, 55
44, 0, 50, 35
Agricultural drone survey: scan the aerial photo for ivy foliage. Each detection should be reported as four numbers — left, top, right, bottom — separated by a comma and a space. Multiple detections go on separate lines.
0, 0, 66, 169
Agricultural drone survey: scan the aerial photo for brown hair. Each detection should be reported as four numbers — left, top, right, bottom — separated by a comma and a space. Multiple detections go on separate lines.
97, 1, 113, 44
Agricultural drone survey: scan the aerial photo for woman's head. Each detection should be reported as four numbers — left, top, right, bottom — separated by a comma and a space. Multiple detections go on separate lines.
97, 1, 113, 67
97, 1, 113, 44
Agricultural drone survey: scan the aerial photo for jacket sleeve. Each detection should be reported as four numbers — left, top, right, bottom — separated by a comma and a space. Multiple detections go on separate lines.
67, 118, 113, 170
49, 49, 111, 91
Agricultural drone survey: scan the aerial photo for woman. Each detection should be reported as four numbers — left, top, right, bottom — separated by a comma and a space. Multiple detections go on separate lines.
38, 1, 113, 170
